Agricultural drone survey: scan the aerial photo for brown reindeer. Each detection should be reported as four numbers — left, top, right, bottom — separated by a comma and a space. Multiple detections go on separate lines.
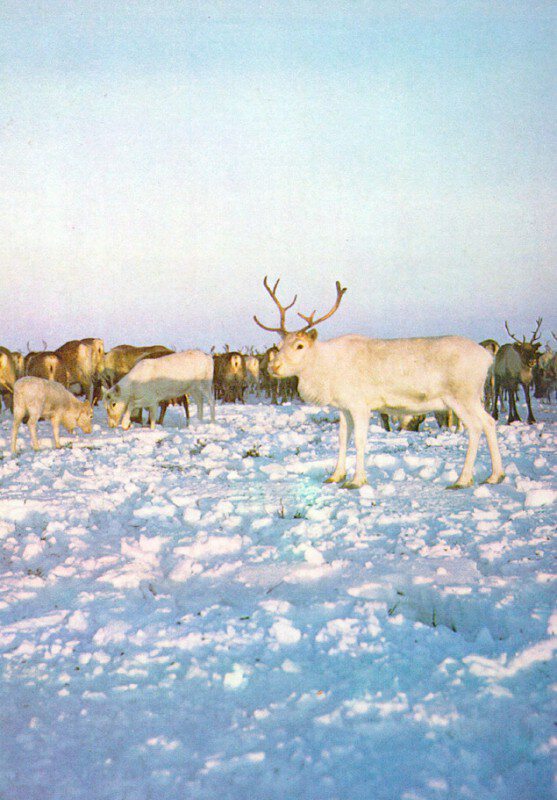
55, 338, 105, 403
25, 351, 69, 386
492, 318, 542, 424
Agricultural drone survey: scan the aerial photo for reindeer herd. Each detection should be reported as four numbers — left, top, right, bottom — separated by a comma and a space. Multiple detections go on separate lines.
1, 278, 555, 490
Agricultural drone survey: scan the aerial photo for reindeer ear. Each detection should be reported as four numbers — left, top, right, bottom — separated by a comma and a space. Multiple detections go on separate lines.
307, 329, 318, 342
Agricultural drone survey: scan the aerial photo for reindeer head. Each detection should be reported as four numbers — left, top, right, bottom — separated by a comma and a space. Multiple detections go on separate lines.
102, 383, 127, 428
505, 318, 543, 368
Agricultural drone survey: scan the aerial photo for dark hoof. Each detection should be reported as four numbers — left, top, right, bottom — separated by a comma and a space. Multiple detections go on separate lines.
481, 473, 506, 485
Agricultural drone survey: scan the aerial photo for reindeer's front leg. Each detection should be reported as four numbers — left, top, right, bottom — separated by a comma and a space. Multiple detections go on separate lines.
121, 404, 132, 431
147, 406, 158, 429
325, 408, 352, 484
523, 382, 536, 424
344, 407, 369, 489
51, 417, 61, 448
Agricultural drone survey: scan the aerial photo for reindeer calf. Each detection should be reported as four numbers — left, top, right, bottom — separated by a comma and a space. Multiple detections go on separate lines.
11, 377, 93, 453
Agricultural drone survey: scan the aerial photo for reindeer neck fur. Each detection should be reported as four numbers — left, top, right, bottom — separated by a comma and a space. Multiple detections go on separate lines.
295, 335, 363, 407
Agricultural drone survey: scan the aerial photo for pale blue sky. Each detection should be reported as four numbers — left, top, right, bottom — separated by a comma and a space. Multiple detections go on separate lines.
1, 1, 555, 351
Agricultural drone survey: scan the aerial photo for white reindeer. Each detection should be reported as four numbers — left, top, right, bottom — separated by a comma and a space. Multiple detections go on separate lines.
254, 278, 505, 489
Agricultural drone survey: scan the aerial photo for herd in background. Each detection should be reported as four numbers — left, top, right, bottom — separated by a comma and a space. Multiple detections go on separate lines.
0, 339, 298, 417
1, 320, 556, 423
0, 316, 555, 454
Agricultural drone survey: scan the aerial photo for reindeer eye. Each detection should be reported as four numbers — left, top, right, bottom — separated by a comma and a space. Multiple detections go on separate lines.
296, 342, 304, 350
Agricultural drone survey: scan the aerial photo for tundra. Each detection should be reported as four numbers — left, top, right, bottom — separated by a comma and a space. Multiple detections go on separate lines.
103, 349, 215, 430
11, 376, 93, 453
255, 277, 504, 489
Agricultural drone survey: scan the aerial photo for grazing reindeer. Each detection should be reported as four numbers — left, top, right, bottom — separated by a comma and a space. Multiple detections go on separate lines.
492, 319, 543, 424
11, 377, 93, 453
254, 277, 504, 489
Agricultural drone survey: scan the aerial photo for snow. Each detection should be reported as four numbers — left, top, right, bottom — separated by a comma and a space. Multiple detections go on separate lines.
0, 397, 555, 800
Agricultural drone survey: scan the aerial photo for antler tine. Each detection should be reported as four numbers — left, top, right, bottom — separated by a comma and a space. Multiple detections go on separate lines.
298, 280, 347, 331
504, 320, 521, 344
297, 309, 317, 328
530, 317, 543, 343
254, 275, 297, 336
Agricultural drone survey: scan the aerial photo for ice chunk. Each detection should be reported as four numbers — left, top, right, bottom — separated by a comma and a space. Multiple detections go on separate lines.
270, 618, 302, 645
524, 489, 556, 508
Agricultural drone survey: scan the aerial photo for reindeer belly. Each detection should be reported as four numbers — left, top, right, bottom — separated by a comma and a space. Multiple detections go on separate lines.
131, 378, 192, 408
365, 381, 446, 414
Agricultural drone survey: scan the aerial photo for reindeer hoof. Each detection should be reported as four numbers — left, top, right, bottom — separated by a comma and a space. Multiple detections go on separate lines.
446, 480, 473, 490
342, 479, 368, 490
324, 475, 345, 485
481, 473, 506, 485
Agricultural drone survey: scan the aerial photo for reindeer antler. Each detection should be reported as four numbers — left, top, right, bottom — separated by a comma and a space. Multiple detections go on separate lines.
504, 320, 524, 344
255, 276, 348, 336
253, 276, 297, 336
529, 317, 543, 343
505, 318, 543, 346
297, 281, 347, 331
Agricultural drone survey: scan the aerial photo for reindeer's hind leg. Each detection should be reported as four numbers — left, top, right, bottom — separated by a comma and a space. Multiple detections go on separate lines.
491, 378, 500, 420
443, 399, 481, 488
183, 395, 190, 425
27, 415, 41, 451
157, 401, 169, 425
204, 382, 215, 422
479, 408, 505, 484
11, 411, 24, 454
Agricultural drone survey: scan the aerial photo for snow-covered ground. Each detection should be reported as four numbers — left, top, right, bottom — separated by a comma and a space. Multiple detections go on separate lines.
0, 395, 555, 800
